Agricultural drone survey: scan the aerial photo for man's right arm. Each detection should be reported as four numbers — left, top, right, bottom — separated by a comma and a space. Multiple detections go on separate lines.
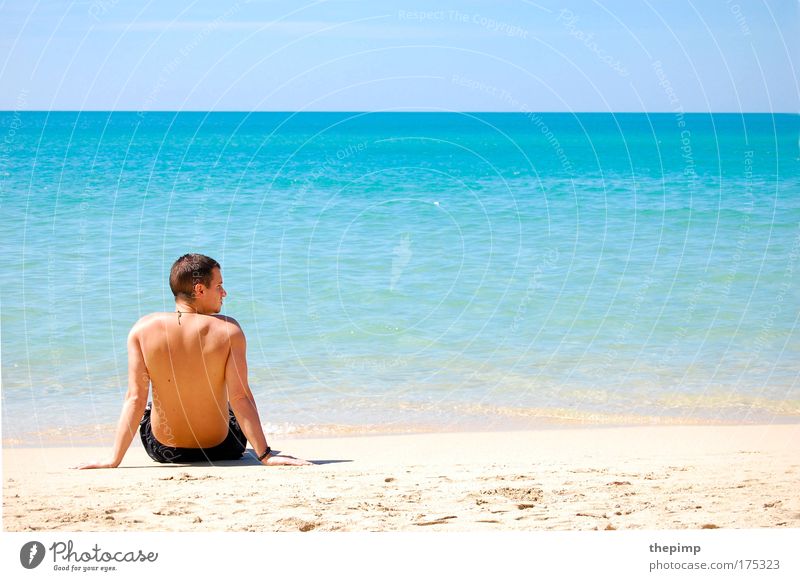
224, 322, 311, 466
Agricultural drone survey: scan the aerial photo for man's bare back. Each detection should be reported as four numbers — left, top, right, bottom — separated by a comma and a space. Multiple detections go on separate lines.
134, 312, 238, 448
76, 254, 310, 468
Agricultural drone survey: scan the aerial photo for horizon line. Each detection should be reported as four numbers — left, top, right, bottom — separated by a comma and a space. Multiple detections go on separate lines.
2, 109, 798, 115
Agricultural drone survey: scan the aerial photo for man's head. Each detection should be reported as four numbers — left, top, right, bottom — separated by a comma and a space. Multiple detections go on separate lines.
169, 253, 226, 314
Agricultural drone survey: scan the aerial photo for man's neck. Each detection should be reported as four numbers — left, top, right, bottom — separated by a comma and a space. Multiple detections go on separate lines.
175, 301, 209, 315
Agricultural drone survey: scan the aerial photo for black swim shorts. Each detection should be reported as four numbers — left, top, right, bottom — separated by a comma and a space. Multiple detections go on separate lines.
139, 403, 247, 463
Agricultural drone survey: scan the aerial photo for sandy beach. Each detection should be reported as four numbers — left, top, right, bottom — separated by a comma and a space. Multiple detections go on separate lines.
3, 424, 798, 532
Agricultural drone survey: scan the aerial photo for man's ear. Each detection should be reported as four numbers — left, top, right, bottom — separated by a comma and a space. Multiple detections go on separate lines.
193, 282, 206, 297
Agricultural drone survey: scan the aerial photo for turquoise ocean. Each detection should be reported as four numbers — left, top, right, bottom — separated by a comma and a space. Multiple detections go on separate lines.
1, 112, 799, 444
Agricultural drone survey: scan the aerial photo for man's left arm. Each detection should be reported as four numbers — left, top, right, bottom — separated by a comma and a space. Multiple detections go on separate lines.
75, 328, 150, 469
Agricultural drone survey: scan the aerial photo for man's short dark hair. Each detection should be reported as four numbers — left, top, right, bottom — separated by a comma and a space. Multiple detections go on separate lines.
170, 254, 220, 301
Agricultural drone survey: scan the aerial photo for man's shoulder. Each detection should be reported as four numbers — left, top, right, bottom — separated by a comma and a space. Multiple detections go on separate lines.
126, 314, 155, 345
129, 313, 168, 335
210, 314, 244, 333
135, 312, 168, 325
128, 313, 244, 337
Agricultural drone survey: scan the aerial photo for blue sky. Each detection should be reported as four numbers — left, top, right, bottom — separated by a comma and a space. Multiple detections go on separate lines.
1, 0, 797, 112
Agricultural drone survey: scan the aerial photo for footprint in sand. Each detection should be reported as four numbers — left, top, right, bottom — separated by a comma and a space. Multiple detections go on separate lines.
415, 515, 457, 526
468, 487, 544, 512
159, 473, 220, 482
481, 487, 544, 503
479, 474, 531, 482
152, 508, 188, 516
277, 517, 318, 532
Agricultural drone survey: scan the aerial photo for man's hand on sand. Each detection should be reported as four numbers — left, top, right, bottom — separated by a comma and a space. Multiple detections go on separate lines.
262, 453, 312, 466
73, 459, 119, 470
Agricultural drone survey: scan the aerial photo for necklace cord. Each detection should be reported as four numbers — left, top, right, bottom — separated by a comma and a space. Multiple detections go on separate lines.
176, 308, 197, 325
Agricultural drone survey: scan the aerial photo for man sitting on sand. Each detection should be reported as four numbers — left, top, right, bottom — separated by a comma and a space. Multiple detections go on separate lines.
78, 254, 310, 468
